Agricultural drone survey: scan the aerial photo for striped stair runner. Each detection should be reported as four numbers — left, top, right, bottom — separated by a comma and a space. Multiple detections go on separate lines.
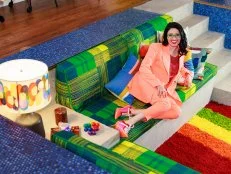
155, 101, 231, 174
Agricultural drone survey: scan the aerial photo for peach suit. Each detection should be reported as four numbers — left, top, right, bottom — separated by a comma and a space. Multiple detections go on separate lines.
128, 43, 193, 120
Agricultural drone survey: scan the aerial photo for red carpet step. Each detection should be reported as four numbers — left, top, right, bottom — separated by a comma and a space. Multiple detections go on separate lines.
155, 101, 231, 174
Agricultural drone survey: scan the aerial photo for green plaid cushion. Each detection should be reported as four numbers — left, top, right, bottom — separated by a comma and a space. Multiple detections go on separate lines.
112, 141, 199, 174
147, 14, 173, 31
56, 45, 109, 111
121, 28, 144, 57
51, 131, 159, 174
80, 92, 157, 142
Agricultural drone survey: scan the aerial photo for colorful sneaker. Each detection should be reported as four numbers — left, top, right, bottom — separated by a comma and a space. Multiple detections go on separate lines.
114, 120, 132, 138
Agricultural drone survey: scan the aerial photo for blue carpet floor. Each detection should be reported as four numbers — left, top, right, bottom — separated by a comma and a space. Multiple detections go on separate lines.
0, 115, 109, 173
0, 9, 158, 68
194, 1, 231, 49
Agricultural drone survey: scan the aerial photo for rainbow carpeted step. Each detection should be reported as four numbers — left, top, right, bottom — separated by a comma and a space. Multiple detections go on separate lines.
156, 101, 231, 174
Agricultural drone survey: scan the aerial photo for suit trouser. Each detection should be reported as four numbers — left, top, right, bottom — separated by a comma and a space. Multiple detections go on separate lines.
143, 95, 181, 121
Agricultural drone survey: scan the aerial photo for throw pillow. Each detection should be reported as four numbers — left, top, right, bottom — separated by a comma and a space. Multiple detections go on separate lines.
139, 44, 149, 59
139, 39, 154, 59
105, 53, 140, 104
190, 47, 212, 80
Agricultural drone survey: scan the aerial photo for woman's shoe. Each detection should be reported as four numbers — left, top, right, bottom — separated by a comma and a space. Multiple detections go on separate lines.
114, 105, 132, 119
114, 120, 132, 138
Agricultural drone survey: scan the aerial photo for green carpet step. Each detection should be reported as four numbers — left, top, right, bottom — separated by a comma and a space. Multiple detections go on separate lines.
51, 131, 199, 174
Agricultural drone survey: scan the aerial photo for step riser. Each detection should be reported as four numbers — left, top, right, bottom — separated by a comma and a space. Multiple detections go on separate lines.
190, 34, 224, 54
168, 2, 193, 22
188, 18, 209, 42
214, 62, 231, 83
211, 88, 231, 106
207, 36, 225, 52
135, 0, 193, 22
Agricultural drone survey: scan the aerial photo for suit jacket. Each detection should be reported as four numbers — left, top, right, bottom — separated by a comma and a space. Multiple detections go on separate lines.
128, 43, 193, 106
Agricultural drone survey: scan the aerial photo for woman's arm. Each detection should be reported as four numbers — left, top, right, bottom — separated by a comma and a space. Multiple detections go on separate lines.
138, 44, 164, 87
181, 66, 194, 88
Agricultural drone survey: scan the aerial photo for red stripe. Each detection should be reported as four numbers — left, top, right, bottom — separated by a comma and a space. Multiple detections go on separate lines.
206, 101, 231, 118
178, 124, 231, 160
155, 132, 231, 174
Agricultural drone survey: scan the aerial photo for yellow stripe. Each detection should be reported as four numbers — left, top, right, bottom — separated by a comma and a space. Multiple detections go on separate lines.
88, 44, 110, 62
113, 141, 147, 160
161, 14, 173, 22
119, 86, 129, 99
112, 98, 128, 106
189, 115, 231, 145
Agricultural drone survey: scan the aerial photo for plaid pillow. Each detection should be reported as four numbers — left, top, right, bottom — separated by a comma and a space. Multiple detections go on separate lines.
105, 53, 140, 104
190, 47, 212, 80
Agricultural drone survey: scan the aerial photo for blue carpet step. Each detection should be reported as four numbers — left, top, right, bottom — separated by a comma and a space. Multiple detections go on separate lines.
194, 0, 231, 49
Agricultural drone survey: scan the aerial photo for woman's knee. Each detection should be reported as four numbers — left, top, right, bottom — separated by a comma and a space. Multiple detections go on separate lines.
171, 106, 181, 119
160, 100, 171, 111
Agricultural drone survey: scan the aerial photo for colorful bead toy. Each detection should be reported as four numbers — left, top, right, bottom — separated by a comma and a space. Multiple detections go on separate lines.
83, 121, 100, 135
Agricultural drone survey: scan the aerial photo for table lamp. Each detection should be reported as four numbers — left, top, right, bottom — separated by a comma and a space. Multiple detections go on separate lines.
0, 59, 51, 137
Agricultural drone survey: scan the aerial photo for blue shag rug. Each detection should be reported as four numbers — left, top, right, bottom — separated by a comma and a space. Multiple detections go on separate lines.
0, 116, 109, 173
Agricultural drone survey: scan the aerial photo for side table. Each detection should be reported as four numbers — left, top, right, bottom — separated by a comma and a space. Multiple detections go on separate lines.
1, 103, 120, 149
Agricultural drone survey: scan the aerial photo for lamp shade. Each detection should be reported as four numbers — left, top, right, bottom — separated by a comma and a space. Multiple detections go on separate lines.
0, 59, 51, 114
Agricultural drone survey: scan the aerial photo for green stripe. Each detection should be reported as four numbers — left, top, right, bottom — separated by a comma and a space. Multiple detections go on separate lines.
112, 141, 197, 174
68, 51, 96, 76
176, 90, 186, 102
197, 108, 231, 131
53, 132, 159, 174
147, 16, 170, 31
137, 151, 177, 173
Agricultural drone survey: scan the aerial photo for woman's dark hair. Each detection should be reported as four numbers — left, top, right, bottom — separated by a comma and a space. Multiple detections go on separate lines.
162, 22, 188, 56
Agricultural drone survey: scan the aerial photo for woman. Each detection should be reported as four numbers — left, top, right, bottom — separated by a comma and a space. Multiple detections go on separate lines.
115, 22, 194, 138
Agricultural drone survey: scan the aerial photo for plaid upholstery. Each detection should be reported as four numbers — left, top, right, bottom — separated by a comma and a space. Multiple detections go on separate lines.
56, 15, 172, 112
112, 141, 199, 174
80, 93, 156, 142
177, 62, 217, 102
51, 131, 159, 174
184, 50, 194, 72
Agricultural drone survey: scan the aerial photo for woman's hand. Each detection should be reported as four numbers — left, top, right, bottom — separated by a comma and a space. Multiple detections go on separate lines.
183, 75, 192, 88
157, 85, 167, 98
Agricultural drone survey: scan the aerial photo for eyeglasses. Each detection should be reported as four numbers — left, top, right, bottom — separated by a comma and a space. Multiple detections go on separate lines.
167, 33, 181, 39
